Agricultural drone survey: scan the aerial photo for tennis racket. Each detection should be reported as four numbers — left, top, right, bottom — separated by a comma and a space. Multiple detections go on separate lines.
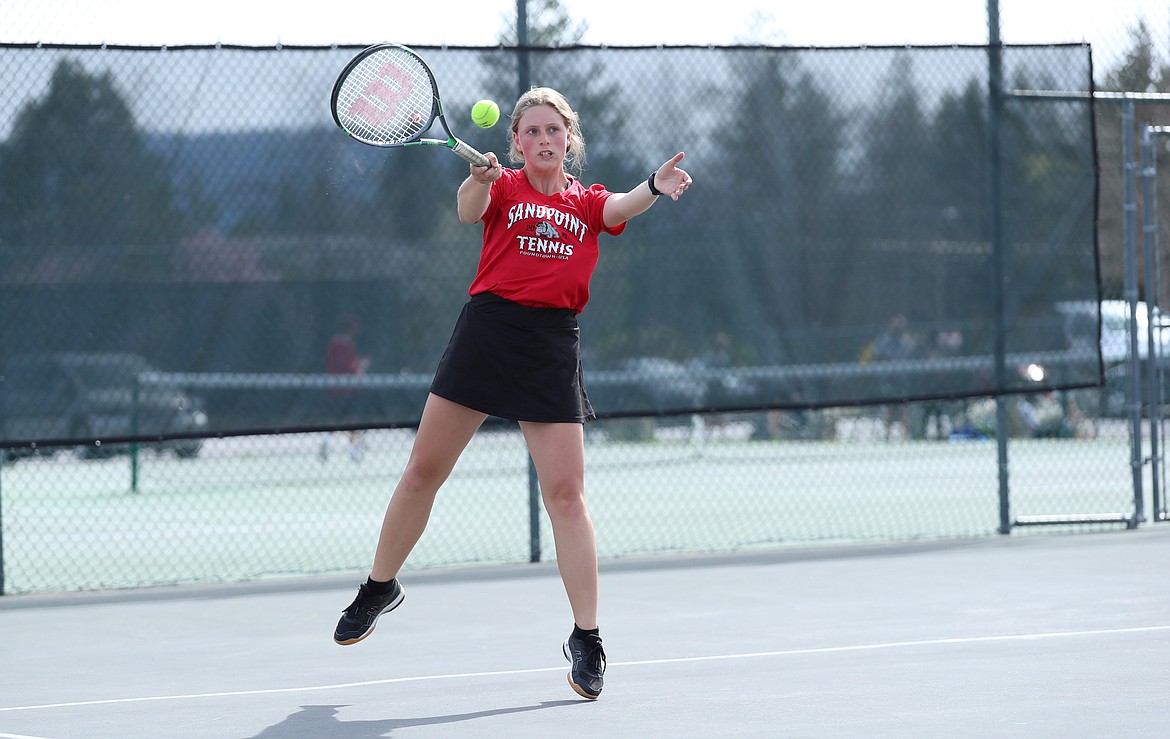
330, 43, 490, 167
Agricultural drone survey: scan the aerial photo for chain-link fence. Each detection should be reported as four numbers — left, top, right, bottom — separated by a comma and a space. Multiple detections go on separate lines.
0, 417, 1145, 595
0, 35, 1165, 595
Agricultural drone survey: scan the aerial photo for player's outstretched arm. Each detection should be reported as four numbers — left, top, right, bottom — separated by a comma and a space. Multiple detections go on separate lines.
603, 152, 692, 229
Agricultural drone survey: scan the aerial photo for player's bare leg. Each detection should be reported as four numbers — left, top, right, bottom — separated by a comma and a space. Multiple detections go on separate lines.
334, 394, 485, 645
520, 421, 597, 626
520, 421, 606, 698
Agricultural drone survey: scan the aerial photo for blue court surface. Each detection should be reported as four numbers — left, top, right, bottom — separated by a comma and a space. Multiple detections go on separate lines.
1, 528, 1168, 738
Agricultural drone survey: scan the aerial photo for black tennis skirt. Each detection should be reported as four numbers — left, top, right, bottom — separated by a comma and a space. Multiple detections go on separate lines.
430, 292, 595, 423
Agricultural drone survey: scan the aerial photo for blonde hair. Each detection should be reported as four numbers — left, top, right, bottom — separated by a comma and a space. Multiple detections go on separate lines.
508, 86, 586, 173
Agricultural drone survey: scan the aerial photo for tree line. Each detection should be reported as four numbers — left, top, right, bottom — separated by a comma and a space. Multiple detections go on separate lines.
0, 2, 1113, 380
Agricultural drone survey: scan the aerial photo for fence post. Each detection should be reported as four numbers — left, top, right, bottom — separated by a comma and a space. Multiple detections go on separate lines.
0, 449, 5, 595
1122, 101, 1146, 524
528, 454, 541, 563
130, 375, 141, 493
1140, 125, 1164, 521
988, 1, 1012, 534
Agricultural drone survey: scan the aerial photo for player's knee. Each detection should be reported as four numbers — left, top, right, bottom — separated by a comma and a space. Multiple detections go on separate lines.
541, 482, 587, 519
400, 458, 453, 495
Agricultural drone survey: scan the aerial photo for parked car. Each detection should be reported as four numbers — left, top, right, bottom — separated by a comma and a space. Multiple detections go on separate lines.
1057, 299, 1170, 364
1, 352, 208, 460
1056, 300, 1170, 418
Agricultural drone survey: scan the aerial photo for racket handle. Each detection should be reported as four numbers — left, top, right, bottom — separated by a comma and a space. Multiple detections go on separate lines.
451, 139, 490, 167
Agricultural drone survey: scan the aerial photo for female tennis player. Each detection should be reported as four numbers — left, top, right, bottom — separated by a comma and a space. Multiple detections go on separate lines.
333, 86, 692, 700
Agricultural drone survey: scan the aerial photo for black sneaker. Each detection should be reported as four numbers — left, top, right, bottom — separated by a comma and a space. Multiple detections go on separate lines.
563, 631, 606, 699
333, 580, 405, 645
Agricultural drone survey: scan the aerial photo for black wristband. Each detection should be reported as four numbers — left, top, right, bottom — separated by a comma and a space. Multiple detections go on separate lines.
647, 171, 663, 197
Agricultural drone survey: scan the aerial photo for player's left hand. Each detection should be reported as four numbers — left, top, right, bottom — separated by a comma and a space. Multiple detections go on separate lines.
655, 152, 692, 201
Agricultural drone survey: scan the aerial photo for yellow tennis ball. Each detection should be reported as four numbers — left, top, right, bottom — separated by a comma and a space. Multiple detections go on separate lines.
471, 99, 500, 129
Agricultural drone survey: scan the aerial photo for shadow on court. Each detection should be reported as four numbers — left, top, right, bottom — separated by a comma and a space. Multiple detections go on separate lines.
250, 701, 580, 738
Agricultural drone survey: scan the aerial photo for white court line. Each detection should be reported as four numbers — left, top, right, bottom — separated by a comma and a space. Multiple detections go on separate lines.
0, 733, 56, 739
1, 624, 1166, 714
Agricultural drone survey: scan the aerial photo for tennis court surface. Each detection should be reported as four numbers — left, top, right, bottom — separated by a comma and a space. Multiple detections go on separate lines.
1, 528, 1167, 738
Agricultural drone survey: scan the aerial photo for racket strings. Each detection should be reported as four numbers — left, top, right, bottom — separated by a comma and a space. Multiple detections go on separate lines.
336, 48, 436, 144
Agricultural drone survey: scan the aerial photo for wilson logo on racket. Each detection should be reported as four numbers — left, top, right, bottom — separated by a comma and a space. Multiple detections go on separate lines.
347, 62, 415, 126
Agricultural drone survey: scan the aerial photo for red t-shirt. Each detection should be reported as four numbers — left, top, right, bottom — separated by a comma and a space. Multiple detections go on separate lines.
469, 167, 627, 313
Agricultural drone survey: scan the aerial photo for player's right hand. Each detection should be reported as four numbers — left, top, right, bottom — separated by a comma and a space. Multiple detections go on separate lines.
471, 152, 503, 184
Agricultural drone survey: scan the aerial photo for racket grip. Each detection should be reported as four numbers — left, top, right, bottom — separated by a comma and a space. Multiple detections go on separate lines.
451, 139, 490, 167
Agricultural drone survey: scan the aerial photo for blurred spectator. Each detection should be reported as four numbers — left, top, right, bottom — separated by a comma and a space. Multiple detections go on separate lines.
871, 314, 919, 363
963, 391, 1081, 439
911, 329, 965, 439
699, 332, 733, 431
870, 314, 919, 439
321, 314, 371, 462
